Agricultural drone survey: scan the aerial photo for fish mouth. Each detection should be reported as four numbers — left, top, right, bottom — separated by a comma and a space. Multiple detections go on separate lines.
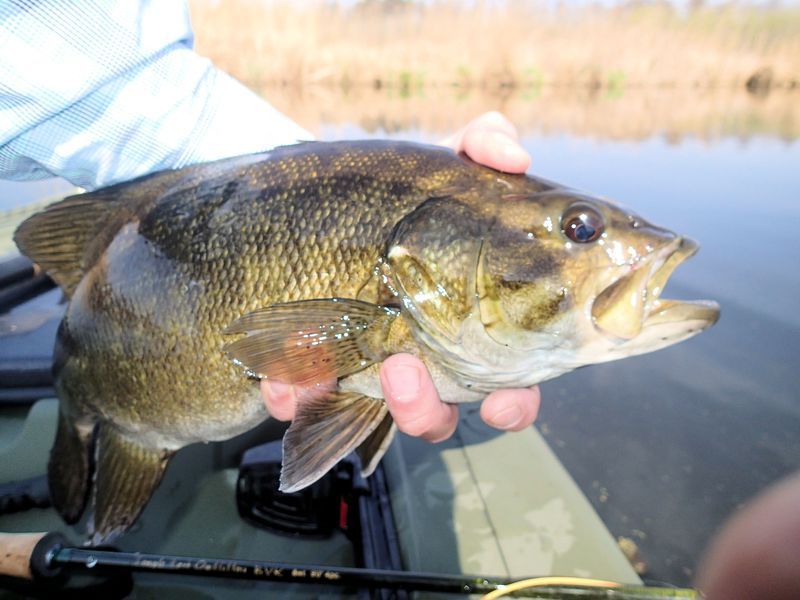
591, 238, 720, 341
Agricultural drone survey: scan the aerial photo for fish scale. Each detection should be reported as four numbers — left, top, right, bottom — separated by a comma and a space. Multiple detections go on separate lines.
13, 140, 718, 542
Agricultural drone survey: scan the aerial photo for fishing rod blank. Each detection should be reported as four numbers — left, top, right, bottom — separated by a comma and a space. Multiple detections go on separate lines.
0, 531, 698, 598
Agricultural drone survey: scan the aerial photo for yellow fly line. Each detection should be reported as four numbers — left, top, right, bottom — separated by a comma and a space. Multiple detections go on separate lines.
481, 576, 622, 599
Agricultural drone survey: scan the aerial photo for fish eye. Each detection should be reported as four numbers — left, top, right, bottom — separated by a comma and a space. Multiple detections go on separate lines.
561, 204, 604, 243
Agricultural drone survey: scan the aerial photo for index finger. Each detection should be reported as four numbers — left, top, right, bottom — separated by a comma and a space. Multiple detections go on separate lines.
441, 111, 530, 173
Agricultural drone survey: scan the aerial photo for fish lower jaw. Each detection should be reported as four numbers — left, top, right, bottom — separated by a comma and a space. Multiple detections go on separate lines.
641, 236, 722, 325
643, 298, 720, 330
578, 297, 720, 365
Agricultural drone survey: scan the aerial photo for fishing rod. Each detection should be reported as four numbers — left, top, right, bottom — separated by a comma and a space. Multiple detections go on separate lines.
0, 531, 699, 598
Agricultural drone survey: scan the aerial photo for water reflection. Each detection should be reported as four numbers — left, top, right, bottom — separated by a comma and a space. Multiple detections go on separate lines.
262, 85, 800, 142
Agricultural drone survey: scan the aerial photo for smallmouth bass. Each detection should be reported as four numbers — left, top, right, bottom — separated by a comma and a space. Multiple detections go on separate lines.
14, 140, 719, 543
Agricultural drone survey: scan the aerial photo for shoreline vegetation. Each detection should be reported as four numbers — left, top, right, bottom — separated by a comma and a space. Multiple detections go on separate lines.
189, 0, 799, 140
190, 1, 799, 91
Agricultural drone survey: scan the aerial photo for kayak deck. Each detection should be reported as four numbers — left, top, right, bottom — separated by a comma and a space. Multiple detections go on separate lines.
0, 397, 638, 597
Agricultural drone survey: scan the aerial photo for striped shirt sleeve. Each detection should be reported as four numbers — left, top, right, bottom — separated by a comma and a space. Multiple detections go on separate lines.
0, 0, 312, 190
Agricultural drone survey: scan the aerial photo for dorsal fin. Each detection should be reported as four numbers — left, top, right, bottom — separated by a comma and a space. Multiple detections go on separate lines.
13, 167, 187, 297
13, 195, 121, 296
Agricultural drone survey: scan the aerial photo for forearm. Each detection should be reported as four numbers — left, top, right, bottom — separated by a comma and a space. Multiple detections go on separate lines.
0, 0, 310, 190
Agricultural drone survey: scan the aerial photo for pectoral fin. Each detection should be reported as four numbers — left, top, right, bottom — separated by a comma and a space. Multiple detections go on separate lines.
280, 392, 392, 493
223, 298, 398, 386
90, 424, 172, 545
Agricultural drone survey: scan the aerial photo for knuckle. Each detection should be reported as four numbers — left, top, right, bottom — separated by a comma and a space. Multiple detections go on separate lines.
396, 410, 434, 437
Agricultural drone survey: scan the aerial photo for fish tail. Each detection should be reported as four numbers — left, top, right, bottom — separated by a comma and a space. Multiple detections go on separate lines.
48, 410, 95, 524
90, 424, 173, 545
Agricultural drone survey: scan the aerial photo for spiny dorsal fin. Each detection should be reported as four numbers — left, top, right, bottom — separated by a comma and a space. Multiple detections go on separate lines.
224, 298, 399, 387
280, 392, 389, 493
13, 166, 185, 297
13, 195, 120, 297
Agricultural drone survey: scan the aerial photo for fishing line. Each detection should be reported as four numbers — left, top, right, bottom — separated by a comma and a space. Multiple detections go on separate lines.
481, 576, 623, 599
482, 577, 699, 599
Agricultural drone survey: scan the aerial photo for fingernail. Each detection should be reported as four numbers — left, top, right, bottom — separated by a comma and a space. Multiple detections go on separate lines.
386, 365, 421, 403
487, 404, 524, 430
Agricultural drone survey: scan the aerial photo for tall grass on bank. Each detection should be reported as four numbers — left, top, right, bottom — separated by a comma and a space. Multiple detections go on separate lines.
189, 0, 800, 91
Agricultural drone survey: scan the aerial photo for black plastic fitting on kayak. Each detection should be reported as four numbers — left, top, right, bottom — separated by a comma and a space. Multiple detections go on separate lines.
0, 274, 54, 314
0, 475, 51, 515
0, 256, 35, 289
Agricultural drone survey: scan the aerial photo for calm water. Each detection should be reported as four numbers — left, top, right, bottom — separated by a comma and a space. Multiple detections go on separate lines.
516, 133, 800, 584
321, 124, 799, 584
1, 91, 798, 586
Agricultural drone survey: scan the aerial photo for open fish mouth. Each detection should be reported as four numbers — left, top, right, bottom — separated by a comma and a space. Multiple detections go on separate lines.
592, 238, 720, 341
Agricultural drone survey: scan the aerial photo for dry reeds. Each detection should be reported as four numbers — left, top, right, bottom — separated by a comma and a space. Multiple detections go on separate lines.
189, 0, 800, 91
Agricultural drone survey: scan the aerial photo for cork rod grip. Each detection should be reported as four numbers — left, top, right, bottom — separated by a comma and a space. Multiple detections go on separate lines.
0, 532, 49, 579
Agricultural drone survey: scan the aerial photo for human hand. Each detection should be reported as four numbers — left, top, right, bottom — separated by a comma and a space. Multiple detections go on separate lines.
263, 111, 540, 441
439, 110, 531, 173
696, 472, 800, 600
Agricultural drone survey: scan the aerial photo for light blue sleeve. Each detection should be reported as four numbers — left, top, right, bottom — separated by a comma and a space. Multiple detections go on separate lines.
0, 0, 312, 191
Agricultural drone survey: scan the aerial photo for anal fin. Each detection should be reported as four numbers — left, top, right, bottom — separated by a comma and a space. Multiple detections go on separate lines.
91, 424, 173, 545
280, 392, 389, 493
48, 411, 95, 524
